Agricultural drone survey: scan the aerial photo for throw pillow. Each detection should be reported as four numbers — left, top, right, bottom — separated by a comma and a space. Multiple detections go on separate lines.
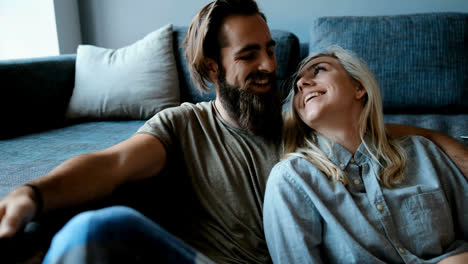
66, 23, 179, 120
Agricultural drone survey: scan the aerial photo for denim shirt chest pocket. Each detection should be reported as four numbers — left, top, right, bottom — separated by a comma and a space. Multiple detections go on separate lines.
398, 189, 454, 257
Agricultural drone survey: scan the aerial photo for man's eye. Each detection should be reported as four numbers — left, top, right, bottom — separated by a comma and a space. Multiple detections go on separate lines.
267, 49, 275, 57
239, 53, 255, 60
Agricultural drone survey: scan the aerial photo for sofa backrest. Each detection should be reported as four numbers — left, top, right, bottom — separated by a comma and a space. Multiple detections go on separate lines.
172, 26, 301, 103
308, 12, 468, 114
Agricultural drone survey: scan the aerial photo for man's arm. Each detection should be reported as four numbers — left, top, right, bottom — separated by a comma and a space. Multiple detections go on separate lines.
0, 133, 166, 238
386, 124, 468, 178
438, 253, 468, 264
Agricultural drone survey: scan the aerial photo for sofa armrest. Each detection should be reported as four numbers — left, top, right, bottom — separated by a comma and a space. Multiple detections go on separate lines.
0, 55, 76, 139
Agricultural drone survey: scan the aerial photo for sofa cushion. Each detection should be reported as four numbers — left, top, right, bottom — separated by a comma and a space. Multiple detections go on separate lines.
172, 27, 301, 103
309, 12, 468, 114
67, 24, 179, 120
0, 121, 146, 199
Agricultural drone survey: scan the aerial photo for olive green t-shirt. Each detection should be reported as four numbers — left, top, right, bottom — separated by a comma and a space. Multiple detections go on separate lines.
137, 101, 280, 263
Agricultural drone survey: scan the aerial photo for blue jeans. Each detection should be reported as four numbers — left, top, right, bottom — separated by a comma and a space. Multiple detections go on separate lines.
43, 206, 214, 264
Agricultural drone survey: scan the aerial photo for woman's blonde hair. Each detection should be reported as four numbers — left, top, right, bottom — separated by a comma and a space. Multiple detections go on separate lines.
283, 46, 406, 187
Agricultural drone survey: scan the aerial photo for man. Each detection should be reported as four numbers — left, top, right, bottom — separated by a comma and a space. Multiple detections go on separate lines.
0, 0, 467, 263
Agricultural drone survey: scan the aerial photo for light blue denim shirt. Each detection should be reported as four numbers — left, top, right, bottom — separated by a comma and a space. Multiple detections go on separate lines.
263, 135, 468, 264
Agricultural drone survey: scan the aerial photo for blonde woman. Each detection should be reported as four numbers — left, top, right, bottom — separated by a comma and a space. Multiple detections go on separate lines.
263, 47, 468, 264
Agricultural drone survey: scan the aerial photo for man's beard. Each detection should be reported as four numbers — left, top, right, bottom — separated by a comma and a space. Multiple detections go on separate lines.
217, 67, 283, 141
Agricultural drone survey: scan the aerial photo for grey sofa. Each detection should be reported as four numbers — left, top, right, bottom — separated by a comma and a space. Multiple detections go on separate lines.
1, 12, 467, 263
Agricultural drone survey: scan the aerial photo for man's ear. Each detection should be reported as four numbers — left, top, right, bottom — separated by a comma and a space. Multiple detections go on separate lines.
355, 83, 367, 100
204, 58, 219, 82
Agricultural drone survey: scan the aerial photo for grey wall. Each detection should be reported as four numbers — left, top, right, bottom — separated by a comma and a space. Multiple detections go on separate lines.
77, 0, 468, 49
54, 0, 82, 54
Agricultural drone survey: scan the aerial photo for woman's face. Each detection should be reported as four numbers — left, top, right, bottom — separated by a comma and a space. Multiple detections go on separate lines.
293, 56, 366, 130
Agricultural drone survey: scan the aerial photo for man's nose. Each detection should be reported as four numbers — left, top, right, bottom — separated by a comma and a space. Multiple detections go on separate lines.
258, 53, 277, 73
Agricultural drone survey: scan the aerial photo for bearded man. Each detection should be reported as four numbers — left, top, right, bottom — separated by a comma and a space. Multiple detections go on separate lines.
0, 1, 284, 263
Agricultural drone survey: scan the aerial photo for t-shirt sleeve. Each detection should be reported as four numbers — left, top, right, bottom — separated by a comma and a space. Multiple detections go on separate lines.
136, 105, 190, 153
263, 158, 324, 264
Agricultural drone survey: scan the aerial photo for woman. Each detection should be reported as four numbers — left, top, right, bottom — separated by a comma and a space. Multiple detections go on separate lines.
263, 46, 468, 263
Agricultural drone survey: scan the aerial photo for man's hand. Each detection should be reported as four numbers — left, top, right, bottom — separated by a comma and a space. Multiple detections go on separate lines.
0, 186, 38, 238
438, 252, 468, 264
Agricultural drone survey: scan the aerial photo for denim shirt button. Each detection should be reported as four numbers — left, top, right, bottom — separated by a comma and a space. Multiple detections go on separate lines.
353, 179, 360, 185
376, 204, 383, 211
398, 247, 406, 254
340, 163, 345, 169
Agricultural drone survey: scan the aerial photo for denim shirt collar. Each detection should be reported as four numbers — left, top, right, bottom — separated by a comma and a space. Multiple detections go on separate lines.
315, 134, 376, 169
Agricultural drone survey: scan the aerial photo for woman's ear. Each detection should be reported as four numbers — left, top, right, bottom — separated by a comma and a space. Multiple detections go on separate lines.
204, 58, 219, 82
355, 83, 367, 100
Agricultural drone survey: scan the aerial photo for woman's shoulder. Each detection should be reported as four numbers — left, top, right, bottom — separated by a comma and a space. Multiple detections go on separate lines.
270, 156, 323, 182
397, 135, 462, 174
399, 135, 445, 156
267, 155, 338, 200
272, 155, 318, 171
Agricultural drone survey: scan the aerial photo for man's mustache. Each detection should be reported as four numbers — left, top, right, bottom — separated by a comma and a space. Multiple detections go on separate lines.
244, 72, 277, 90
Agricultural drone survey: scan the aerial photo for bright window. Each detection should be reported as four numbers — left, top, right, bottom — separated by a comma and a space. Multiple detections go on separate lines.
0, 0, 60, 60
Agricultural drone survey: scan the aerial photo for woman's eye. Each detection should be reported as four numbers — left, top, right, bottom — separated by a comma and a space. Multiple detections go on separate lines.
314, 66, 325, 75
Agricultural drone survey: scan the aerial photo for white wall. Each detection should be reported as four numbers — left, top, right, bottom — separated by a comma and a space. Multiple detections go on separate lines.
78, 0, 212, 48
77, 0, 468, 49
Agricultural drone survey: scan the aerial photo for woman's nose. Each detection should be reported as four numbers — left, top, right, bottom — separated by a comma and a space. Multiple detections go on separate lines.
296, 77, 313, 92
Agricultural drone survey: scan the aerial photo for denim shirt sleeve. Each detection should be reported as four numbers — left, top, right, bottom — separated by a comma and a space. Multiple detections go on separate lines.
263, 158, 324, 264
